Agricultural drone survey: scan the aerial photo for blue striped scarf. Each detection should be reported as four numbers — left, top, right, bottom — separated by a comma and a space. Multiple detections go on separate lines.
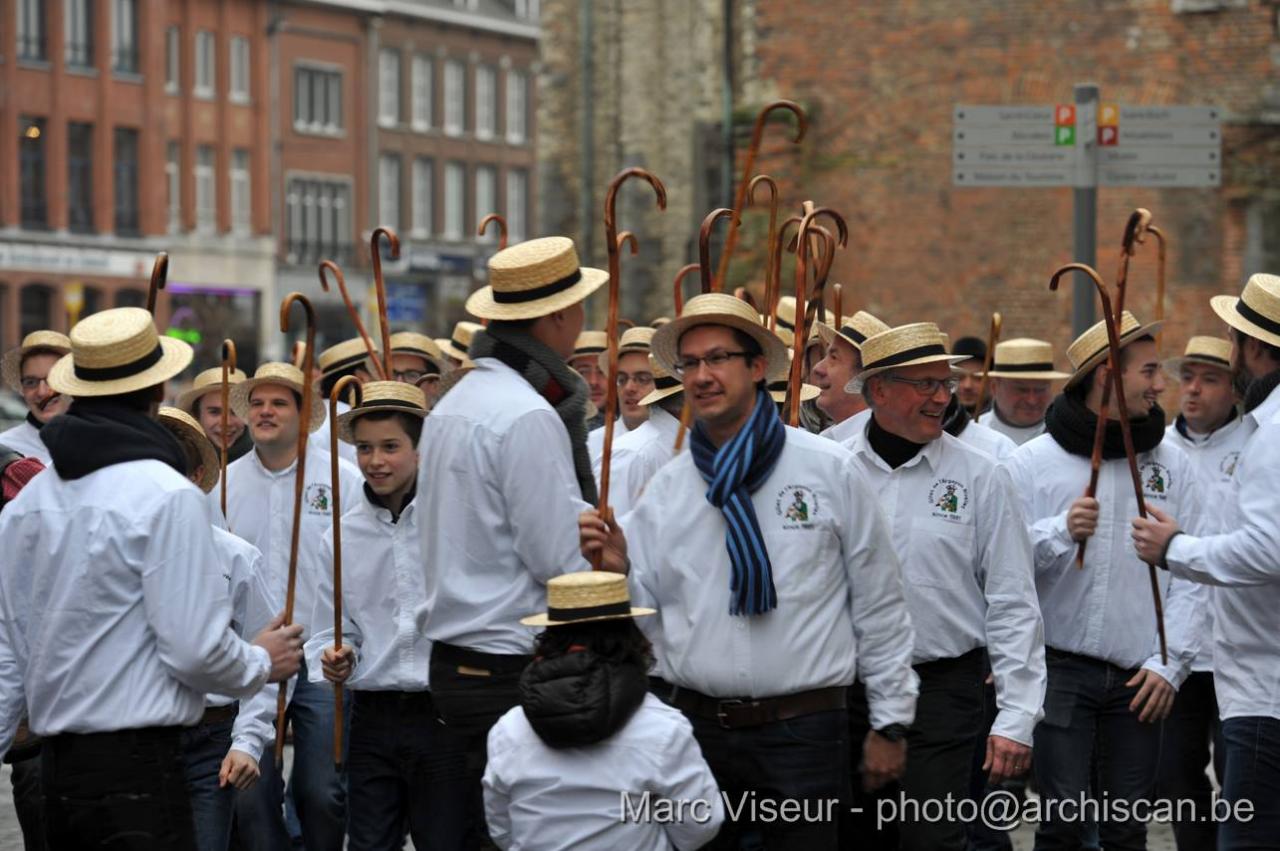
690, 388, 787, 616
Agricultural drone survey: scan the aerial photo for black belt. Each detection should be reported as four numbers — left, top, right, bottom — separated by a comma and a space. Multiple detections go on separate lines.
912, 646, 985, 675
433, 642, 532, 676
199, 704, 237, 725
653, 679, 847, 730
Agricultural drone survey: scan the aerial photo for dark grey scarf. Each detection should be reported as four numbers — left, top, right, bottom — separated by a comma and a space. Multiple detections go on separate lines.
469, 326, 598, 505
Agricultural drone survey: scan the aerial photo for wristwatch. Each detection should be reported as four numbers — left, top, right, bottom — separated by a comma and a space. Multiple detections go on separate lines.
874, 723, 909, 742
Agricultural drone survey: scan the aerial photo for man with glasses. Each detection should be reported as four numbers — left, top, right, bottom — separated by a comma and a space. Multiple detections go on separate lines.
588, 327, 654, 464
381, 332, 449, 407
841, 322, 1044, 851
0, 331, 72, 465
580, 293, 918, 849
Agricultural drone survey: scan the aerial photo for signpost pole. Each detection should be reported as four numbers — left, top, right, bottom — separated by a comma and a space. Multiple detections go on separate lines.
1072, 82, 1099, 336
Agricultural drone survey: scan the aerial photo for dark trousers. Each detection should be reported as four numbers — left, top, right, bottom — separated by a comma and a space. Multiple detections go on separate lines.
968, 668, 1017, 851
9, 753, 45, 851
843, 680, 898, 850
1033, 648, 1160, 851
684, 708, 848, 850
181, 712, 236, 851
346, 690, 470, 851
41, 726, 195, 850
1218, 716, 1280, 851
898, 649, 986, 851
1157, 670, 1224, 851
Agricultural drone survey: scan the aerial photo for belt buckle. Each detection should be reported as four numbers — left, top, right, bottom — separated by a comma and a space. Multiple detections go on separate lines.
716, 699, 745, 729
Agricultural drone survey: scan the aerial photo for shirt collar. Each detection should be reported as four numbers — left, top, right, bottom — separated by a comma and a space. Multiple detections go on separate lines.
362, 479, 416, 524
1248, 382, 1280, 427
248, 445, 300, 480
852, 414, 941, 473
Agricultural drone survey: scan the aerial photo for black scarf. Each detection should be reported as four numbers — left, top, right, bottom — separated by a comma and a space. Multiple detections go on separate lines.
1243, 369, 1280, 415
41, 398, 188, 481
469, 326, 598, 505
226, 427, 255, 464
868, 413, 926, 469
943, 394, 970, 438
25, 412, 42, 431
518, 649, 648, 748
1044, 392, 1166, 459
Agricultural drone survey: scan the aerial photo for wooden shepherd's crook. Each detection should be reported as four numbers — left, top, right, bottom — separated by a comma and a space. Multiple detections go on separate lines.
671, 264, 699, 455
1146, 223, 1167, 348
328, 375, 362, 771
832, 283, 843, 331
715, 101, 807, 290
699, 208, 739, 295
748, 175, 781, 326
672, 264, 700, 317
972, 313, 1003, 424
1050, 263, 1168, 665
597, 168, 667, 534
146, 252, 169, 314
219, 339, 237, 523
320, 261, 387, 381
370, 228, 398, 381
478, 213, 509, 250
274, 291, 320, 766
788, 207, 848, 426
770, 215, 804, 330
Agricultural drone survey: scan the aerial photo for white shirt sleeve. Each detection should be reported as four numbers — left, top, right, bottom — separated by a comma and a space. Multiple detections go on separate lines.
229, 544, 282, 762
656, 713, 725, 850
1006, 448, 1076, 573
482, 723, 514, 850
0, 513, 29, 753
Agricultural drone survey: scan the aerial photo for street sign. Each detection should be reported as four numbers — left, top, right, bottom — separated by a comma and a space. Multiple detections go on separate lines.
1098, 167, 1219, 188
953, 168, 1075, 187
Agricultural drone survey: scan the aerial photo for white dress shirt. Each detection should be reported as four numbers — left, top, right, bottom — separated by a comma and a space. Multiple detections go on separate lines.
0, 460, 271, 748
982, 409, 1045, 446
0, 419, 50, 465
484, 693, 724, 851
1162, 412, 1249, 672
313, 399, 357, 466
832, 408, 1016, 462
846, 427, 1046, 746
588, 418, 637, 466
417, 358, 591, 655
819, 412, 864, 444
623, 427, 918, 731
1165, 386, 1280, 721
594, 406, 682, 518
1007, 432, 1207, 688
305, 488, 431, 692
225, 442, 362, 644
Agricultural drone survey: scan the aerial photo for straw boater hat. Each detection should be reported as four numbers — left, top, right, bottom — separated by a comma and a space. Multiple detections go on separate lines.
637, 353, 683, 405
1211, 272, 1280, 349
229, 363, 327, 431
773, 296, 832, 346
158, 406, 220, 493
318, 337, 377, 380
977, 338, 1072, 381
335, 380, 428, 442
1163, 336, 1234, 377
465, 236, 608, 321
436, 321, 482, 365
571, 330, 608, 363
382, 332, 446, 374
599, 326, 655, 369
176, 366, 249, 414
1063, 310, 1164, 391
816, 311, 891, 352
47, 308, 193, 397
3, 330, 71, 393
520, 571, 654, 628
767, 353, 820, 403
846, 322, 967, 393
651, 293, 790, 381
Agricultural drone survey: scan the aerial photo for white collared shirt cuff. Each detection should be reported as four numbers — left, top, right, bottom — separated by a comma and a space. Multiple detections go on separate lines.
1141, 657, 1187, 691
230, 734, 264, 765
249, 645, 272, 690
990, 709, 1036, 748
867, 693, 917, 733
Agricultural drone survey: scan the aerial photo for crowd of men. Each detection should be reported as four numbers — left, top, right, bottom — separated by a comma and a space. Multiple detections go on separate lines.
0, 228, 1276, 851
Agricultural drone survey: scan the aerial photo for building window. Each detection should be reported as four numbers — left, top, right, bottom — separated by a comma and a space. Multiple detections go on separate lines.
506, 168, 528, 243
379, 154, 401, 231
195, 145, 216, 233
379, 49, 400, 127
115, 289, 146, 308
475, 65, 496, 141
17, 0, 46, 61
194, 30, 215, 98
20, 285, 53, 337
166, 141, 182, 233
65, 0, 94, 68
444, 59, 465, 137
444, 162, 465, 240
514, 0, 540, 19
164, 26, 180, 93
411, 55, 433, 131
114, 128, 140, 235
229, 36, 250, 103
294, 65, 343, 134
285, 177, 352, 266
411, 157, 433, 238
112, 0, 138, 73
475, 165, 496, 239
19, 117, 47, 229
231, 150, 251, 235
68, 123, 94, 234
506, 70, 528, 145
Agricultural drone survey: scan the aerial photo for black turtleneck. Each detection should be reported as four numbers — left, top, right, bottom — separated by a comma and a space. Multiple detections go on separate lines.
26, 412, 42, 430
868, 413, 926, 469
363, 478, 417, 524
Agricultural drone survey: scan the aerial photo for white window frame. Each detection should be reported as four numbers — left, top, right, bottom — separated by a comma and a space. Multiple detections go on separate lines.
505, 70, 528, 145
64, 0, 92, 68
443, 59, 465, 137
229, 36, 250, 104
230, 149, 251, 235
411, 157, 433, 238
195, 146, 217, 234
293, 63, 344, 136
475, 65, 496, 141
166, 141, 181, 233
444, 162, 465, 240
194, 30, 215, 99
164, 26, 180, 94
378, 154, 401, 231
378, 48, 400, 128
514, 0, 540, 19
111, 0, 137, 73
506, 168, 527, 243
411, 55, 433, 132
474, 165, 496, 240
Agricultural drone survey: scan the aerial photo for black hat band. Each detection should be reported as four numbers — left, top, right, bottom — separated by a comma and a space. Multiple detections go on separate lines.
865, 343, 948, 371
990, 361, 1056, 373
546, 599, 632, 621
1237, 299, 1280, 337
73, 342, 164, 381
492, 269, 583, 304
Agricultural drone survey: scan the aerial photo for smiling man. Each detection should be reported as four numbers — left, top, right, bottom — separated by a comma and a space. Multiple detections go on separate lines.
587, 326, 655, 464
0, 330, 72, 465
980, 338, 1072, 446
177, 365, 254, 465
810, 311, 890, 443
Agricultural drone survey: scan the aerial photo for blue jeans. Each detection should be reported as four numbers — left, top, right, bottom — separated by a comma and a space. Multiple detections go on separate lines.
1157, 670, 1224, 851
1218, 716, 1280, 851
234, 663, 350, 851
1033, 649, 1159, 851
181, 711, 235, 851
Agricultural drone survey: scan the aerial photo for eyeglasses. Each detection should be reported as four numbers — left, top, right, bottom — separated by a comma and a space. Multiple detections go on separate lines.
884, 375, 959, 396
19, 377, 48, 391
392, 369, 438, 384
673, 350, 752, 376
616, 372, 654, 387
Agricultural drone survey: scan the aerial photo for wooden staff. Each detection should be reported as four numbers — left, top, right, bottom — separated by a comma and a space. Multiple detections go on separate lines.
321, 261, 387, 380
733, 287, 761, 313
275, 291, 319, 766
699, 209, 739, 295
479, 213, 509, 249
671, 264, 698, 454
771, 215, 803, 331
370, 228, 398, 380
748, 175, 781, 326
1146, 223, 1167, 349
832, 283, 843, 331
672, 263, 699, 317
788, 207, 848, 426
146, 252, 169, 314
715, 101, 807, 290
598, 168, 667, 530
972, 312, 1003, 423
219, 339, 237, 522
328, 375, 362, 771
1050, 263, 1167, 665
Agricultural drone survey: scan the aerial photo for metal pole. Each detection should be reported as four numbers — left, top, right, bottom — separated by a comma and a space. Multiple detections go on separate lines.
1072, 82, 1099, 336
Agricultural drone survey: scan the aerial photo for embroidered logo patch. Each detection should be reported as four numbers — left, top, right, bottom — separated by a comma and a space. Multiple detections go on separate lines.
1140, 461, 1171, 499
1220, 451, 1239, 478
304, 483, 332, 515
775, 485, 818, 528
927, 478, 969, 520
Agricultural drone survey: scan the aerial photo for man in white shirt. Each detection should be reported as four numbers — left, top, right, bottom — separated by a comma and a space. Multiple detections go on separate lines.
571, 329, 610, 430
811, 311, 891, 444
0, 307, 302, 850
382, 331, 448, 405
0, 330, 71, 465
977, 338, 1071, 446
595, 353, 686, 518
589, 326, 656, 465
1132, 273, 1280, 848
176, 364, 254, 465
1007, 310, 1207, 850
580, 293, 918, 849
225, 362, 362, 851
315, 337, 375, 466
842, 322, 1045, 851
